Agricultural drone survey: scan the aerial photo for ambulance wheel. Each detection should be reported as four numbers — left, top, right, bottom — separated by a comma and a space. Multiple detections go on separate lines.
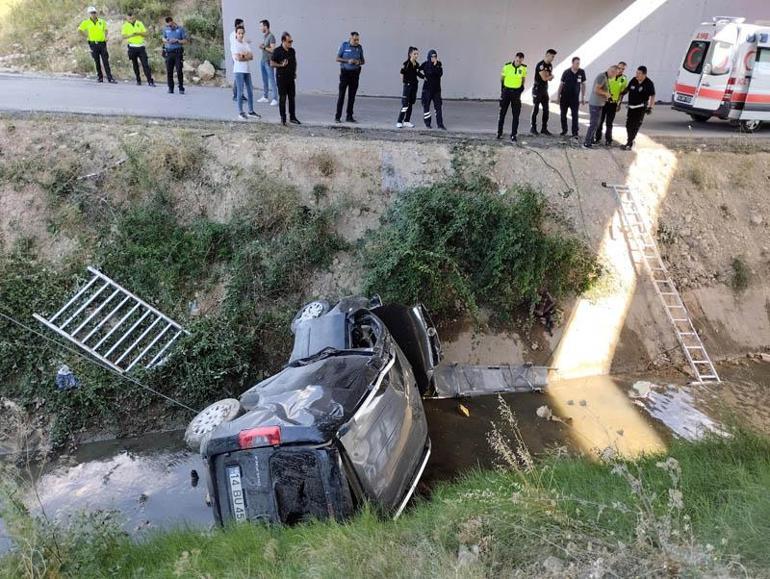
739, 119, 761, 133
689, 113, 710, 123
184, 398, 242, 450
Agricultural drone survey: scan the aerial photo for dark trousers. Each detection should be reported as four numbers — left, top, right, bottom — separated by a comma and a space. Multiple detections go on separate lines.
397, 82, 418, 123
165, 49, 184, 91
626, 106, 646, 146
128, 46, 153, 84
531, 89, 549, 130
277, 75, 296, 122
336, 69, 360, 120
560, 97, 579, 136
88, 41, 113, 81
498, 87, 523, 137
422, 88, 443, 127
595, 101, 617, 143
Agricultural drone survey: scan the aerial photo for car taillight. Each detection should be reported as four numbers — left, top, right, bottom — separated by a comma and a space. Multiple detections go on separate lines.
238, 426, 281, 449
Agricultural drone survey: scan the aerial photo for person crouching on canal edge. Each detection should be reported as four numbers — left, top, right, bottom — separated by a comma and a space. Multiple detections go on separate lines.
232, 26, 260, 120
421, 49, 445, 129
122, 11, 154, 86
530, 48, 556, 135
162, 16, 188, 94
78, 6, 116, 83
271, 32, 301, 125
396, 47, 424, 128
335, 31, 365, 123
497, 52, 527, 142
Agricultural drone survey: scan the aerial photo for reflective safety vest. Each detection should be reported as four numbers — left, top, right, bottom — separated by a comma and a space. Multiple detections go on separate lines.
608, 74, 628, 102
78, 18, 107, 42
501, 62, 527, 89
122, 20, 147, 47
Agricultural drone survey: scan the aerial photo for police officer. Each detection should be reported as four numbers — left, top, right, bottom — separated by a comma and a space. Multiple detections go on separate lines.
497, 52, 527, 142
335, 32, 365, 123
595, 61, 628, 145
622, 65, 656, 150
530, 48, 556, 135
78, 6, 116, 83
122, 11, 154, 86
162, 16, 188, 94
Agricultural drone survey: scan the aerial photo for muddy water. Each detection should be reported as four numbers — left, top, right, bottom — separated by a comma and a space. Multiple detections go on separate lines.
2, 362, 767, 550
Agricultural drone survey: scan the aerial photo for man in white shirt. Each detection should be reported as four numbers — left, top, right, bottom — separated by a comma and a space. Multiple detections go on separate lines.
230, 18, 246, 101
231, 26, 259, 120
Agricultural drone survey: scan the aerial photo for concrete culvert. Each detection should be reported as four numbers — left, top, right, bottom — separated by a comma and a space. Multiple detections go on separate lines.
184, 398, 242, 450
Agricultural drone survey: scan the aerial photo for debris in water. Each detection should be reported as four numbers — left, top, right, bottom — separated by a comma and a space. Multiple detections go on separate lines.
457, 403, 470, 417
628, 381, 654, 399
55, 365, 80, 391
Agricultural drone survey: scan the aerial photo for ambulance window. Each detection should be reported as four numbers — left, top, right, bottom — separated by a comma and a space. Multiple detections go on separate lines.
683, 41, 708, 74
708, 41, 733, 75
758, 48, 770, 64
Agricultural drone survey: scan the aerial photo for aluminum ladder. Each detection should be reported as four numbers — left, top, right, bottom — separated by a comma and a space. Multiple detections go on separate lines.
34, 266, 188, 374
607, 183, 720, 384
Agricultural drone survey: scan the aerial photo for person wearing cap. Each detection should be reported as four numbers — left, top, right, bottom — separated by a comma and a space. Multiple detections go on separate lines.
530, 48, 556, 135
497, 52, 527, 142
162, 15, 189, 94
78, 6, 116, 83
122, 11, 154, 86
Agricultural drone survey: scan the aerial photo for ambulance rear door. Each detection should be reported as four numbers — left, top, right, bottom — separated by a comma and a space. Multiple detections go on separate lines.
691, 23, 740, 112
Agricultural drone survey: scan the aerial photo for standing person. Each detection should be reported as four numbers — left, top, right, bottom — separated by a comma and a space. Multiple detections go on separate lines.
122, 11, 154, 86
557, 57, 586, 138
595, 61, 628, 145
78, 6, 116, 84
420, 49, 445, 129
230, 18, 244, 101
271, 32, 300, 125
258, 20, 278, 105
396, 47, 423, 128
162, 16, 188, 94
231, 26, 259, 120
622, 66, 655, 150
335, 32, 365, 123
530, 48, 556, 135
583, 64, 616, 149
497, 52, 527, 142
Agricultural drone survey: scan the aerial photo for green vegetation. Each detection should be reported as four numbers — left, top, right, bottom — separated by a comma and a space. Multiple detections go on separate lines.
0, 0, 222, 77
730, 256, 750, 292
2, 429, 768, 577
363, 180, 601, 320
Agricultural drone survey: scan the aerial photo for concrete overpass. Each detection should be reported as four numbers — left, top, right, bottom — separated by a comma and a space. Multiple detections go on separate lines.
221, 0, 767, 100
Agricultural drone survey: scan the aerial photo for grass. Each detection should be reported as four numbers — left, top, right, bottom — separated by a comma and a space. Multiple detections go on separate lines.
363, 179, 601, 321
731, 256, 750, 292
1, 429, 768, 578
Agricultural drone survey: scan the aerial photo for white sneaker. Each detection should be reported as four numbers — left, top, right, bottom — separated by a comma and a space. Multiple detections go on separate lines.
270, 99, 278, 106
396, 122, 403, 128
404, 121, 415, 128
257, 97, 268, 103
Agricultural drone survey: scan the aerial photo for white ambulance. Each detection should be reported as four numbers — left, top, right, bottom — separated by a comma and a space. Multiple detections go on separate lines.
672, 17, 770, 132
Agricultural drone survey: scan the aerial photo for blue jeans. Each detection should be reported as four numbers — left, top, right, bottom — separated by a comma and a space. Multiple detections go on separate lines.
234, 72, 254, 114
260, 60, 277, 100
585, 105, 603, 145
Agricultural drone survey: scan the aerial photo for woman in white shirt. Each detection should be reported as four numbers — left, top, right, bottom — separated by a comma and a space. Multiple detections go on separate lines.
231, 26, 259, 120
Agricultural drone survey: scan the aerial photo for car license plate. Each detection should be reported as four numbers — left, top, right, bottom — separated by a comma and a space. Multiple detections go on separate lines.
227, 466, 248, 521
676, 93, 693, 104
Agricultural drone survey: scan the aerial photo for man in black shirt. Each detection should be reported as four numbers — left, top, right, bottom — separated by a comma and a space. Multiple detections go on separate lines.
557, 56, 587, 138
271, 31, 300, 125
530, 48, 556, 135
622, 65, 655, 150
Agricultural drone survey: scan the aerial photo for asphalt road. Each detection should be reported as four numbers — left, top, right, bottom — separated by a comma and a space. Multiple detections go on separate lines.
0, 72, 767, 141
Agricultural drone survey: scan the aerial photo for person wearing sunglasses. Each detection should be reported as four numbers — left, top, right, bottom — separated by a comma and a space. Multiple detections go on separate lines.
271, 32, 301, 125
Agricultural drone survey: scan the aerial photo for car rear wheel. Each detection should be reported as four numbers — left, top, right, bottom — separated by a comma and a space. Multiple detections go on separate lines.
290, 300, 331, 333
739, 119, 762, 133
689, 113, 710, 123
185, 398, 242, 450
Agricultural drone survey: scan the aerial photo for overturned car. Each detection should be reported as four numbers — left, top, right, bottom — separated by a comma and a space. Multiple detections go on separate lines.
186, 296, 548, 525
186, 297, 442, 524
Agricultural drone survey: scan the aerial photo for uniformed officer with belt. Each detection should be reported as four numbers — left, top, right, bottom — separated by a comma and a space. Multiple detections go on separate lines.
78, 6, 116, 84
122, 11, 155, 87
497, 52, 527, 143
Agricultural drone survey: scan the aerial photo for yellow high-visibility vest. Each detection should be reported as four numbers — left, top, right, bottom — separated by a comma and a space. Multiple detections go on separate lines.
501, 63, 527, 89
78, 18, 107, 42
122, 20, 147, 46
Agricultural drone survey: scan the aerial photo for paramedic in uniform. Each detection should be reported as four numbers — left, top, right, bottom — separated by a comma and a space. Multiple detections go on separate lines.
530, 48, 556, 135
557, 57, 586, 138
78, 6, 116, 83
622, 65, 655, 150
497, 52, 527, 142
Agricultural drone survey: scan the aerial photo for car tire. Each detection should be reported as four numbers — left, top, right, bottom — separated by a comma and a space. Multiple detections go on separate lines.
290, 299, 331, 333
184, 398, 242, 450
689, 113, 710, 123
739, 119, 762, 133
